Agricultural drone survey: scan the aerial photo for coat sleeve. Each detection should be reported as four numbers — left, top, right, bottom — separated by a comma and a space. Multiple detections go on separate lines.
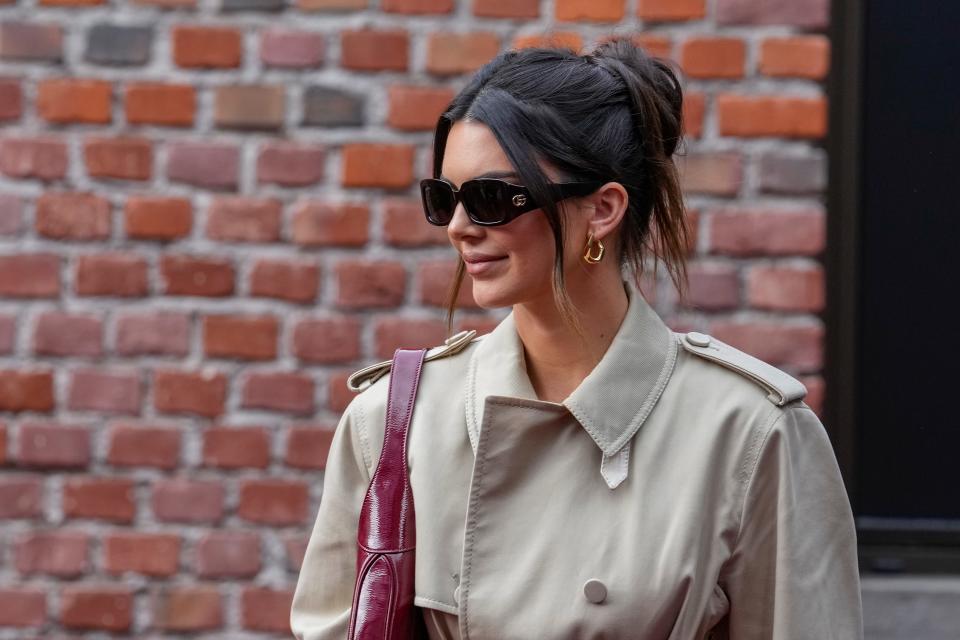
290, 396, 372, 640
719, 404, 863, 639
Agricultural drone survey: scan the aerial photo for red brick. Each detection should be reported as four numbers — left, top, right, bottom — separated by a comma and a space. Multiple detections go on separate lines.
759, 36, 830, 79
633, 33, 672, 58
202, 425, 270, 469
161, 255, 235, 297
709, 207, 825, 256
63, 477, 135, 523
0, 589, 46, 628
717, 0, 828, 28
0, 193, 22, 236
116, 311, 190, 356
556, 0, 625, 22
0, 370, 54, 413
457, 315, 501, 336
0, 314, 13, 354
426, 32, 500, 75
33, 311, 102, 357
0, 421, 4, 462
60, 586, 133, 632
683, 92, 706, 138
383, 0, 452, 13
679, 263, 739, 311
17, 422, 89, 468
0, 21, 63, 62
173, 26, 241, 68
0, 475, 43, 519
124, 196, 192, 240
83, 136, 152, 181
387, 85, 454, 131
154, 369, 226, 418
257, 142, 324, 186
260, 28, 324, 68
801, 375, 825, 416
241, 371, 314, 415
282, 533, 310, 571
0, 79, 23, 121
241, 587, 295, 632
384, 198, 448, 246
35, 192, 111, 240
342, 144, 414, 189
418, 260, 478, 309
67, 368, 141, 414
297, 0, 366, 8
75, 253, 149, 297
152, 585, 222, 631
328, 369, 354, 413
203, 315, 278, 361
0, 136, 67, 180
679, 152, 742, 196
166, 141, 239, 190
512, 32, 583, 51
206, 196, 282, 242
747, 265, 824, 312
15, 530, 89, 577
638, 0, 705, 21
37, 79, 111, 124
292, 317, 361, 363
41, 0, 105, 5
336, 259, 406, 308
341, 29, 409, 71
285, 425, 334, 470
718, 94, 827, 138
195, 531, 261, 578
473, 0, 538, 18
238, 479, 309, 525
213, 84, 285, 131
680, 37, 745, 79
709, 321, 823, 372
106, 423, 181, 469
152, 478, 225, 523
104, 533, 180, 577
374, 316, 448, 359
249, 259, 320, 303
291, 201, 369, 246
125, 82, 195, 126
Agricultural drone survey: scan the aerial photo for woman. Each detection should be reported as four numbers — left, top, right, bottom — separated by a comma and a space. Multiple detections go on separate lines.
291, 38, 863, 639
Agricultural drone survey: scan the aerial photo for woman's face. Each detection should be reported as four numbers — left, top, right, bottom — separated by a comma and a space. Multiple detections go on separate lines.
440, 120, 590, 310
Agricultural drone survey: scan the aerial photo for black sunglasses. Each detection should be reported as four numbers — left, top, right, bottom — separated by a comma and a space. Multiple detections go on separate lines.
420, 177, 603, 226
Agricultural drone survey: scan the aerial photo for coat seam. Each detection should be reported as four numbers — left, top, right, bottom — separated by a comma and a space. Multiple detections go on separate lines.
732, 405, 788, 549
354, 398, 373, 483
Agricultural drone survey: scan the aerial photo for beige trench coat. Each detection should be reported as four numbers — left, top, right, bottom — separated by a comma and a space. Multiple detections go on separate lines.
290, 279, 863, 639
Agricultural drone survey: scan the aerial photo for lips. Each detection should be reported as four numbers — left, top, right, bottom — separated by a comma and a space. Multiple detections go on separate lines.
462, 253, 506, 263
461, 252, 506, 277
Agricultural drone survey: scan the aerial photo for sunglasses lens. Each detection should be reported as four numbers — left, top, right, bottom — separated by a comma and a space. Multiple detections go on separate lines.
462, 180, 509, 225
421, 180, 455, 225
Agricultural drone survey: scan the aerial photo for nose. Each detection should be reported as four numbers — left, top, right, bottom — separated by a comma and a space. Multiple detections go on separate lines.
447, 201, 482, 243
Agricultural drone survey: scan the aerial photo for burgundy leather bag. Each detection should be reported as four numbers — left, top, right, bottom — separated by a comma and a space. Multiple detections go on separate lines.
347, 348, 429, 640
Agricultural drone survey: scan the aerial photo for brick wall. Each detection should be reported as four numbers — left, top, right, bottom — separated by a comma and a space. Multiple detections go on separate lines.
0, 0, 830, 636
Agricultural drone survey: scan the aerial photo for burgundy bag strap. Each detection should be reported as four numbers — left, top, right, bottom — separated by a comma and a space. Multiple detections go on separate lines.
357, 348, 427, 553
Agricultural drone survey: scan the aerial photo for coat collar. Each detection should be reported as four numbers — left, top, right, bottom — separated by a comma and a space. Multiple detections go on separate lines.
464, 278, 678, 458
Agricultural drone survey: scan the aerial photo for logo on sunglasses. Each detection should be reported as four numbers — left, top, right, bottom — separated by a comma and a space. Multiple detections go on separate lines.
512, 194, 527, 207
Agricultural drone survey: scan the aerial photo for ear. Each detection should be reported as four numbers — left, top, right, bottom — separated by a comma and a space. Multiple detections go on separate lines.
584, 181, 629, 241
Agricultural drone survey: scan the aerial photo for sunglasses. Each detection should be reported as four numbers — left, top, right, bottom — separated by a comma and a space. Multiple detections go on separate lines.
420, 177, 602, 226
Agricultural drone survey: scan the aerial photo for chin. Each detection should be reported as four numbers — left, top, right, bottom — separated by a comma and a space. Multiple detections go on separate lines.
469, 278, 521, 310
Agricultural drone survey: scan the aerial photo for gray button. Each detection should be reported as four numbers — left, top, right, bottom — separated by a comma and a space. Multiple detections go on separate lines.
453, 586, 460, 604
583, 579, 607, 604
685, 331, 712, 348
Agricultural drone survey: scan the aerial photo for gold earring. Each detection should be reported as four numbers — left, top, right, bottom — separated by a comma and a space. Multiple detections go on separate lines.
583, 232, 605, 264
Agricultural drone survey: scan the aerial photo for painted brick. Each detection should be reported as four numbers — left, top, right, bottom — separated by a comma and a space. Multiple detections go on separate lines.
257, 142, 325, 186
206, 196, 282, 242
341, 29, 409, 71
717, 0, 829, 28
37, 79, 112, 124
172, 25, 242, 68
374, 316, 448, 359
202, 425, 271, 469
238, 479, 309, 525
124, 82, 195, 127
18, 422, 90, 469
154, 369, 227, 418
760, 36, 830, 79
84, 23, 153, 66
718, 95, 827, 138
418, 260, 478, 308
195, 530, 262, 577
0, 136, 67, 180
709, 207, 826, 256
747, 265, 825, 312
83, 136, 152, 181
152, 585, 222, 631
203, 315, 278, 360
0, 21, 63, 62
679, 152, 743, 196
383, 198, 449, 246
124, 196, 192, 240
241, 371, 314, 415
104, 532, 180, 576
637, 0, 705, 21
161, 255, 235, 297
214, 84, 285, 130
75, 253, 149, 297
342, 143, 414, 188
383, 0, 452, 14
62, 476, 136, 523
15, 530, 89, 577
302, 86, 365, 126
36, 192, 111, 241
387, 85, 454, 131
33, 311, 102, 357
473, 0, 539, 18
67, 368, 141, 415
335, 259, 406, 308
106, 423, 181, 469
60, 587, 133, 632
292, 317, 362, 363
291, 201, 369, 246
0, 475, 43, 519
151, 478, 225, 523
0, 589, 46, 627
426, 32, 500, 75
284, 425, 334, 470
241, 587, 295, 632
0, 371, 55, 413
249, 259, 320, 303
680, 37, 745, 79
556, 0, 625, 22
0, 79, 23, 121
115, 311, 190, 356
167, 141, 239, 190
260, 28, 324, 68
757, 150, 827, 194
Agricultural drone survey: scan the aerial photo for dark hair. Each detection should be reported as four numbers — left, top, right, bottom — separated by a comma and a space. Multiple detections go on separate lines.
433, 36, 691, 332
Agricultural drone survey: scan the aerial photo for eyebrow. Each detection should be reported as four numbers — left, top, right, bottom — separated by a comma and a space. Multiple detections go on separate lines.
438, 170, 519, 184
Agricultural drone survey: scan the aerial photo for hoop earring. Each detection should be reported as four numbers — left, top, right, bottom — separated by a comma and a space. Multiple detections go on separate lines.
583, 232, 605, 264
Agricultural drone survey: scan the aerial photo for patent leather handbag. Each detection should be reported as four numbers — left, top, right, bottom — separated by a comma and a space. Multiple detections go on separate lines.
347, 348, 429, 640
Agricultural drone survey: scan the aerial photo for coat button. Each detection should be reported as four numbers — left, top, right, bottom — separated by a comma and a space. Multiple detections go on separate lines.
685, 331, 712, 347
583, 579, 607, 604
453, 586, 460, 605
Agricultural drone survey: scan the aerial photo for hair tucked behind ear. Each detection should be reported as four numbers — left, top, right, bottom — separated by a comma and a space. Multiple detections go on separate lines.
435, 37, 691, 332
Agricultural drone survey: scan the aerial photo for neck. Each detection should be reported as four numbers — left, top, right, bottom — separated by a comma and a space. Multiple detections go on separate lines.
512, 271, 630, 403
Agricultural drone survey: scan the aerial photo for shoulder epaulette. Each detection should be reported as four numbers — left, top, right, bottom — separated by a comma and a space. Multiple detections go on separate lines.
677, 331, 807, 406
346, 329, 480, 393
